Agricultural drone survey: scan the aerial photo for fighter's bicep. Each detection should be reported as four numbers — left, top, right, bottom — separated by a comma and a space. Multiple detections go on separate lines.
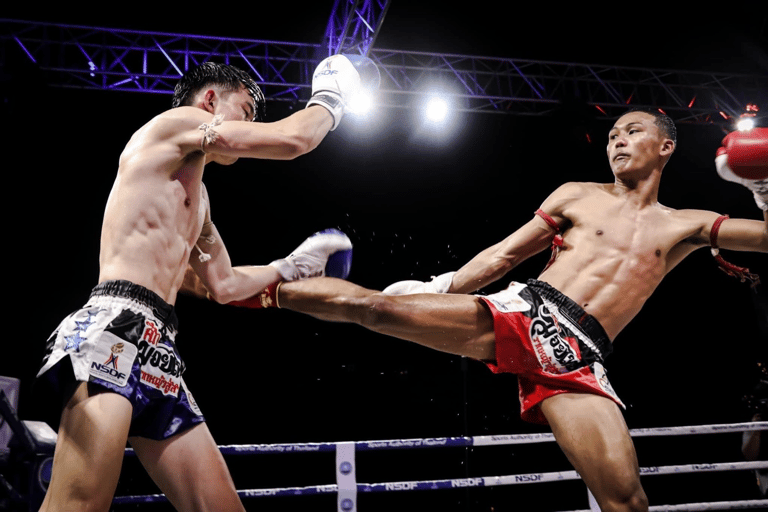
495, 217, 559, 262
200, 119, 309, 160
713, 217, 768, 252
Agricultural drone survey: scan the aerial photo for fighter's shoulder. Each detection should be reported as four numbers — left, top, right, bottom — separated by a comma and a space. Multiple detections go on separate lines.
660, 204, 722, 224
545, 181, 605, 205
536, 182, 604, 227
143, 107, 210, 135
657, 204, 724, 244
127, 107, 215, 155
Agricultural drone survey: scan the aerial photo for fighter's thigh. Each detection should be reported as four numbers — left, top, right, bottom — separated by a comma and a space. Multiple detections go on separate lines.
365, 293, 496, 360
129, 423, 245, 512
540, 393, 644, 502
41, 382, 133, 511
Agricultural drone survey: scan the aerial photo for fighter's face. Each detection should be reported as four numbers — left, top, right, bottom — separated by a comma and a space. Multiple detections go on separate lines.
215, 85, 257, 122
606, 112, 670, 177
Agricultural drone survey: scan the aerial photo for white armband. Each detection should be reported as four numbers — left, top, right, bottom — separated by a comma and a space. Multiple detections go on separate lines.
198, 114, 224, 152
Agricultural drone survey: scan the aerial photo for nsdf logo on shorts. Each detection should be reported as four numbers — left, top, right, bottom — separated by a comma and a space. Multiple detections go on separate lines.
89, 331, 137, 387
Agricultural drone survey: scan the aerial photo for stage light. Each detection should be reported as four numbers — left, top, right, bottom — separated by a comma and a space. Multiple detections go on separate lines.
347, 91, 375, 116
410, 86, 464, 146
424, 97, 449, 123
734, 103, 760, 131
737, 117, 756, 131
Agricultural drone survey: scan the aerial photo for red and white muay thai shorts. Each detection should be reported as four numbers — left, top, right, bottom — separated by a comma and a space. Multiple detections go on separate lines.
477, 279, 624, 424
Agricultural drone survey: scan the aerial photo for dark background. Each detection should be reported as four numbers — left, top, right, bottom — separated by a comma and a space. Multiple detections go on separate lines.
2, 2, 768, 510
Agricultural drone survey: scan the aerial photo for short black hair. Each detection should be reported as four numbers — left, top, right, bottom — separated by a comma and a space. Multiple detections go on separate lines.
622, 107, 677, 145
171, 62, 266, 122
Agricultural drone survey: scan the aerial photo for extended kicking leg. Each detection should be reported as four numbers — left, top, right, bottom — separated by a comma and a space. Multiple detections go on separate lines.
277, 277, 497, 361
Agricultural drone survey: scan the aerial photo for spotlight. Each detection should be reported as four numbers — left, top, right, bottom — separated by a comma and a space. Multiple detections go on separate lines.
425, 97, 449, 123
347, 91, 375, 116
736, 103, 759, 131
737, 117, 756, 131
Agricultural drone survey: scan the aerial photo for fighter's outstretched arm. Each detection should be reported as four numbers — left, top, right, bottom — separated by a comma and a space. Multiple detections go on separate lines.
449, 216, 558, 293
201, 106, 334, 161
384, 183, 581, 296
711, 213, 768, 253
187, 224, 354, 305
450, 182, 584, 293
180, 190, 353, 305
191, 54, 380, 161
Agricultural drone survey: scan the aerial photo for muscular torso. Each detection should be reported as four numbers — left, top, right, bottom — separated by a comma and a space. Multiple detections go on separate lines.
537, 183, 713, 339
98, 111, 208, 304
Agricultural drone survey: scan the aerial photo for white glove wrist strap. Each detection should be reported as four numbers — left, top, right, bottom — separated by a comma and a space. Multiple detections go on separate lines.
755, 191, 768, 211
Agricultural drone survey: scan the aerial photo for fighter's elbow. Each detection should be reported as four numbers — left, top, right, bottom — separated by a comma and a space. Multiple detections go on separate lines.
203, 279, 239, 305
204, 288, 228, 305
491, 252, 521, 277
267, 126, 317, 160
273, 134, 309, 160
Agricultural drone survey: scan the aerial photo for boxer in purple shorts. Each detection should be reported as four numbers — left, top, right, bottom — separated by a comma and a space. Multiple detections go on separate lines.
38, 280, 204, 440
36, 55, 373, 512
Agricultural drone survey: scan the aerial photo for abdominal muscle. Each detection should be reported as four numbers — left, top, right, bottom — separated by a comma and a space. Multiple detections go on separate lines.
537, 237, 667, 341
98, 172, 202, 305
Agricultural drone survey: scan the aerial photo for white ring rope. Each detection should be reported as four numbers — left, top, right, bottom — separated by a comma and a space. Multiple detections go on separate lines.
113, 421, 768, 510
210, 421, 768, 455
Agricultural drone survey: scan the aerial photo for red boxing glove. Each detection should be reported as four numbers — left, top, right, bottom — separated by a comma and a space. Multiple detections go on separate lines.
715, 128, 768, 211
717, 127, 768, 180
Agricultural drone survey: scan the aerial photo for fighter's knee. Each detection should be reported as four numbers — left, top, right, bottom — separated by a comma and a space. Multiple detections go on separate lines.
599, 487, 648, 512
629, 492, 650, 512
40, 487, 114, 512
619, 494, 649, 512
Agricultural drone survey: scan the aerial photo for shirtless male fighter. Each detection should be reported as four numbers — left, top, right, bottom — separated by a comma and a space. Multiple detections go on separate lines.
35, 56, 375, 512
220, 109, 768, 511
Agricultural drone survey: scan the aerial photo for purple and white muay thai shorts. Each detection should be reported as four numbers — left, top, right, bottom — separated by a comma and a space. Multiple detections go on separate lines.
37, 280, 204, 440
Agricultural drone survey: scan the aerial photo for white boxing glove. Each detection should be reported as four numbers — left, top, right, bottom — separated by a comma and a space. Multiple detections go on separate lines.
306, 55, 361, 131
306, 54, 380, 131
270, 229, 353, 281
382, 271, 456, 296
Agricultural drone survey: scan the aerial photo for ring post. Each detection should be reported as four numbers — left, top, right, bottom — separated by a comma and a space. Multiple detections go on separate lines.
336, 441, 357, 511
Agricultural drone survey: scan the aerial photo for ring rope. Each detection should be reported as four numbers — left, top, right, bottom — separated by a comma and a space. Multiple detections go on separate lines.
113, 460, 768, 504
113, 421, 768, 507
208, 421, 768, 456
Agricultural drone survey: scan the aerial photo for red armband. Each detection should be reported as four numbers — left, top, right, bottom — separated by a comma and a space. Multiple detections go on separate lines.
710, 215, 760, 286
534, 209, 564, 272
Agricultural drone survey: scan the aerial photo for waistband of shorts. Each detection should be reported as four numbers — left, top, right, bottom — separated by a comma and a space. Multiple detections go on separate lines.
526, 279, 612, 358
90, 280, 178, 328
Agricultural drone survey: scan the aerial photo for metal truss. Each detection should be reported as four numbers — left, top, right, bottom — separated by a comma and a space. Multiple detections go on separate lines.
320, 0, 391, 57
371, 48, 768, 124
2, 18, 766, 125
0, 20, 317, 104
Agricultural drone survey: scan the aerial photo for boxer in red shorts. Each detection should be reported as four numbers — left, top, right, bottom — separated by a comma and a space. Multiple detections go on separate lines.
189, 109, 768, 511
480, 278, 624, 424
